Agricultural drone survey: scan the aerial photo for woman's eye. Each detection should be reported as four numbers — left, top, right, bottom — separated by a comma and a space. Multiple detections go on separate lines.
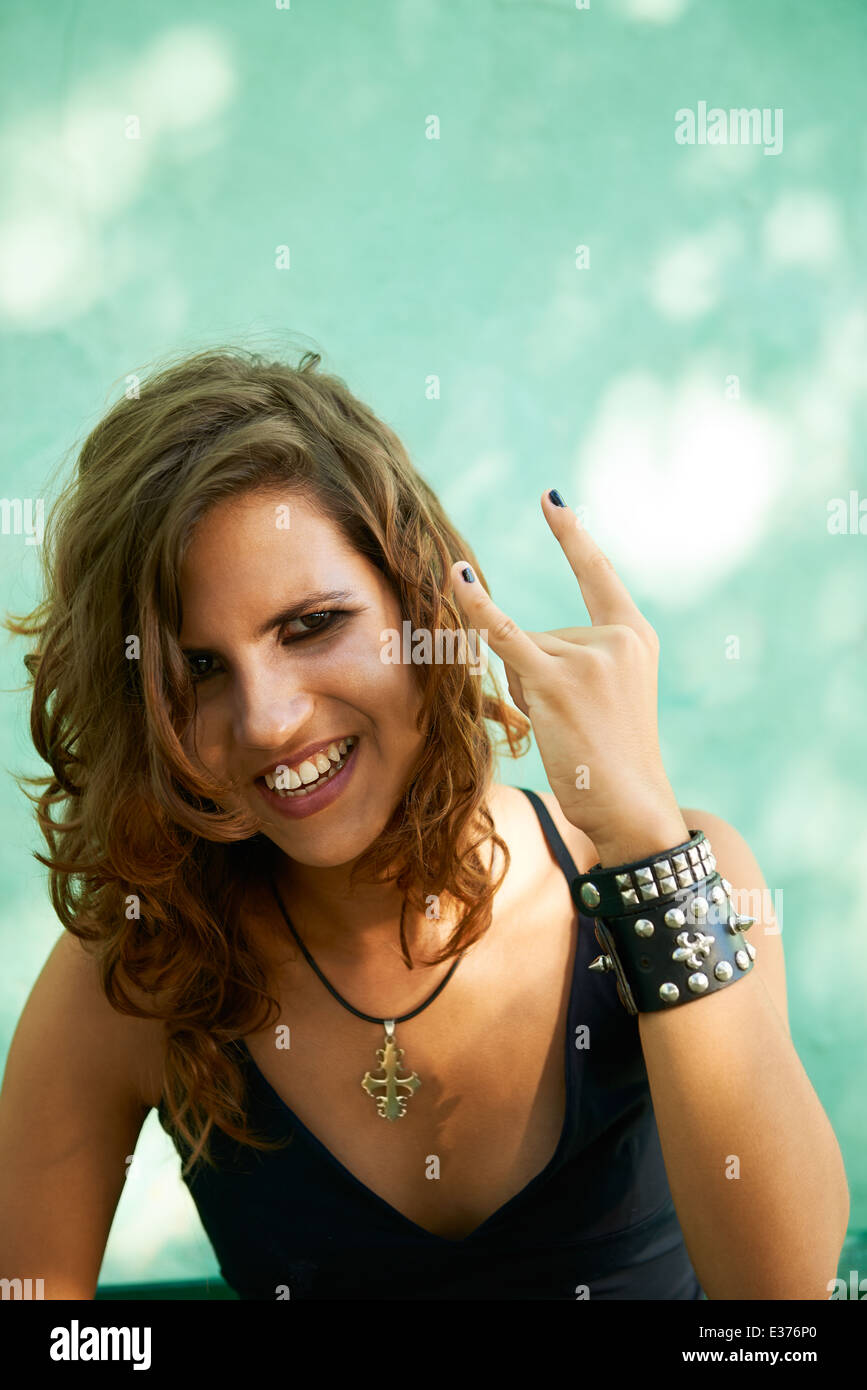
291, 611, 334, 635
186, 609, 347, 683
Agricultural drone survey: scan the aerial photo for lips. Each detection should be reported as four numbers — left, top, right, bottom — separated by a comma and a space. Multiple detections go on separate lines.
254, 735, 359, 818
253, 735, 357, 786
260, 736, 357, 793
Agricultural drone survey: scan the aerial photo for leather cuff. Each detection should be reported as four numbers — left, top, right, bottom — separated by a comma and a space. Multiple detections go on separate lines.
572, 828, 716, 917
570, 832, 757, 1014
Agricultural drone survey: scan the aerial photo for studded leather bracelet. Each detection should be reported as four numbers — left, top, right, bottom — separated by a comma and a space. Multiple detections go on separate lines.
570, 829, 757, 1014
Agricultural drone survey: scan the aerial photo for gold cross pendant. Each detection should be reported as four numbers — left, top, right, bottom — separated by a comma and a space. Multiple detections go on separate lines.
361, 1019, 421, 1120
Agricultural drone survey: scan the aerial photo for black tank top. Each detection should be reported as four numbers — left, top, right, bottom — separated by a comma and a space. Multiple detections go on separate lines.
158, 788, 706, 1300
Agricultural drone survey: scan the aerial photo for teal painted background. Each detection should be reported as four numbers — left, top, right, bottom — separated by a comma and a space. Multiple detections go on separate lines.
1, 0, 865, 1286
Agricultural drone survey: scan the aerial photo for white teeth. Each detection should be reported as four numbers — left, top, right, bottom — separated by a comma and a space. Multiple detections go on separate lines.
263, 736, 357, 793
265, 765, 301, 790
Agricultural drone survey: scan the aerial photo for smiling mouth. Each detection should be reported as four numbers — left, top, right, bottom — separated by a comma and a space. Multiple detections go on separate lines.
257, 737, 358, 798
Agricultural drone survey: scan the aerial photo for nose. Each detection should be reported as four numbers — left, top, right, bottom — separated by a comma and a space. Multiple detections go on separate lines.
231, 663, 316, 761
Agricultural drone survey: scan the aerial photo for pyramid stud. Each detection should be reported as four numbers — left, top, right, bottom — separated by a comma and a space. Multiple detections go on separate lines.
659, 876, 677, 895
672, 853, 688, 872
635, 867, 654, 885
620, 889, 640, 907
639, 882, 659, 900
653, 859, 672, 877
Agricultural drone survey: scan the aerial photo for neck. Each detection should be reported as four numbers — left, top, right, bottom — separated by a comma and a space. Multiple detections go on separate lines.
277, 863, 433, 965
261, 796, 498, 970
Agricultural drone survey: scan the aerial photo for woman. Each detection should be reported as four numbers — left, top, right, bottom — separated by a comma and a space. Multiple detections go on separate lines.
0, 347, 849, 1301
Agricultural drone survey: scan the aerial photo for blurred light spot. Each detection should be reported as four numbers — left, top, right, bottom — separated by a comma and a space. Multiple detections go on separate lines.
65, 103, 146, 215
648, 220, 744, 321
794, 307, 867, 471
763, 191, 842, 269
133, 28, 235, 131
0, 27, 235, 327
764, 758, 867, 893
574, 370, 786, 606
616, 0, 691, 21
0, 214, 91, 318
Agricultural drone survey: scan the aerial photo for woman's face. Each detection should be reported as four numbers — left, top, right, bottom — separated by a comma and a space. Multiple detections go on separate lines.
177, 487, 426, 869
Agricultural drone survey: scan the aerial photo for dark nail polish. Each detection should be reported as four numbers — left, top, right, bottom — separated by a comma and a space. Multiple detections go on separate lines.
548, 489, 566, 507
461, 565, 475, 583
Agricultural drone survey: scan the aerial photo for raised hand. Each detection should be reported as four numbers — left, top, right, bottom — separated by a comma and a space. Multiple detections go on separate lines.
451, 490, 688, 866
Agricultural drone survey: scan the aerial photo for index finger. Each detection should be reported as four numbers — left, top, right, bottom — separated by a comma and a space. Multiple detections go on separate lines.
541, 489, 647, 628
449, 561, 549, 681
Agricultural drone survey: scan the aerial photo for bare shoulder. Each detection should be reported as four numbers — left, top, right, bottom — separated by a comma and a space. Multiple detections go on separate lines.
0, 932, 165, 1297
487, 782, 598, 878
534, 790, 599, 875
48, 932, 166, 1111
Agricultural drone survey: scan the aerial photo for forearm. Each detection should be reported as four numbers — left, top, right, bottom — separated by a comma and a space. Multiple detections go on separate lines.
595, 811, 850, 1301
638, 968, 849, 1300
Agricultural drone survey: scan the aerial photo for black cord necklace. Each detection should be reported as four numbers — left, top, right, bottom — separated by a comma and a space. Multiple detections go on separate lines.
268, 877, 464, 1121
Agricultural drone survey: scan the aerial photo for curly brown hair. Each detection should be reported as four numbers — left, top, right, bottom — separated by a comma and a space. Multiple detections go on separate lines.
3, 345, 531, 1175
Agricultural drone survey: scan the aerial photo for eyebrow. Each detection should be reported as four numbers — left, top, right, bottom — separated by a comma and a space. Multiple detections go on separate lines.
180, 589, 358, 651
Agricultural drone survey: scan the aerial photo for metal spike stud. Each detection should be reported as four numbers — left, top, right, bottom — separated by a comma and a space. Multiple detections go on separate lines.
589, 954, 613, 973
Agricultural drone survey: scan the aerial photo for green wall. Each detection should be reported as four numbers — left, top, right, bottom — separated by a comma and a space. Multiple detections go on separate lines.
1, 0, 864, 1286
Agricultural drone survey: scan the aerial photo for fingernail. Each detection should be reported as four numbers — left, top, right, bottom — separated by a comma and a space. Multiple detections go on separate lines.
460, 565, 476, 583
548, 489, 566, 507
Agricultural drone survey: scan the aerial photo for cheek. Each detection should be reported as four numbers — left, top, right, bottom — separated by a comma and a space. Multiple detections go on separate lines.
334, 624, 399, 693
179, 719, 197, 760
381, 656, 426, 742
370, 631, 424, 706
179, 708, 225, 776
339, 626, 425, 727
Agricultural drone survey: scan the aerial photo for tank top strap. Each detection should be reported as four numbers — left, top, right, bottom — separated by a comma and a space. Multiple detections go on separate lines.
517, 787, 583, 882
